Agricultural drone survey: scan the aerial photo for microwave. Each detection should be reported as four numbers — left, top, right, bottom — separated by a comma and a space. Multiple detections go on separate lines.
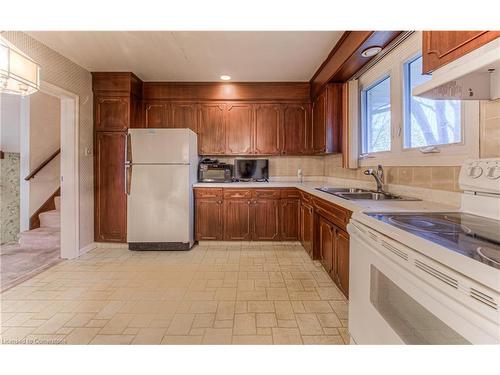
198, 162, 232, 183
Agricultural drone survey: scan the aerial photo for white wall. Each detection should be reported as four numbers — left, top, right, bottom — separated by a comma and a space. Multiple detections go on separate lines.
0, 93, 21, 153
28, 92, 61, 216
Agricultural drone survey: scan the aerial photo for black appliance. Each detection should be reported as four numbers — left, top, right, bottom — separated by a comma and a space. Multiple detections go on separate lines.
234, 159, 269, 182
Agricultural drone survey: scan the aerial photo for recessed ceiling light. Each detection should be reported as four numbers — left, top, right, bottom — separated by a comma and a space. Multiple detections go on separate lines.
220, 75, 231, 81
361, 46, 382, 58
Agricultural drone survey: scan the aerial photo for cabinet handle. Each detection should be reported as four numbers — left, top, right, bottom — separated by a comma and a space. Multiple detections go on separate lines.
247, 200, 251, 205
217, 200, 222, 204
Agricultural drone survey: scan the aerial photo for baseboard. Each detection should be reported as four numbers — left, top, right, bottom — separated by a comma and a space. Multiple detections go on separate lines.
95, 242, 128, 249
79, 242, 97, 256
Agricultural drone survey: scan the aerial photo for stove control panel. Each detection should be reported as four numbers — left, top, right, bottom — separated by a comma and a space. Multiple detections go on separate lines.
460, 158, 500, 194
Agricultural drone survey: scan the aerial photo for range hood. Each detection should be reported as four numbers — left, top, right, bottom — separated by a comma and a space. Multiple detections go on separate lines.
413, 38, 500, 100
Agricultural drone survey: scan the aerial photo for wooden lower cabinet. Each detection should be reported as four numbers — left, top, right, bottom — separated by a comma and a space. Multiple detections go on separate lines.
253, 199, 280, 240
280, 199, 300, 240
94, 132, 127, 242
299, 201, 314, 256
195, 199, 223, 240
335, 228, 350, 297
223, 199, 252, 240
318, 215, 335, 274
317, 212, 350, 299
194, 187, 350, 298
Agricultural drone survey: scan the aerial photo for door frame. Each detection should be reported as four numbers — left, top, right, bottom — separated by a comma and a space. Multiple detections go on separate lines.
40, 81, 80, 259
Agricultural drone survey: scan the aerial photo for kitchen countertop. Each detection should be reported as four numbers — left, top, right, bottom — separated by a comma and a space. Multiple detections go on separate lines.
193, 181, 459, 214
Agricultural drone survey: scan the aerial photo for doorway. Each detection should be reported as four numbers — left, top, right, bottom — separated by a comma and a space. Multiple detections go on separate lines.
0, 81, 80, 291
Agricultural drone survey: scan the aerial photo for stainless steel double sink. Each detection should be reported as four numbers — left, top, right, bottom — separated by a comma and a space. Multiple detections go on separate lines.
315, 187, 420, 201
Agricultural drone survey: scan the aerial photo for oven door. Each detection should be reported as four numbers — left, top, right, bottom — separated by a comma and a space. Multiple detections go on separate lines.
348, 220, 499, 345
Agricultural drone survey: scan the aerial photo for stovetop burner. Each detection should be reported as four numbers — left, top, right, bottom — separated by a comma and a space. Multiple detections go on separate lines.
367, 212, 500, 269
387, 215, 471, 234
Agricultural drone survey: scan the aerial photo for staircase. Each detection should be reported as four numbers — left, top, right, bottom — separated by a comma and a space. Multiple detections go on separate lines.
19, 196, 60, 249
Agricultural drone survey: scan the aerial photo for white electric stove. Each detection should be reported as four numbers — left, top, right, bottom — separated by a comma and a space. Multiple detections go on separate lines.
348, 158, 500, 344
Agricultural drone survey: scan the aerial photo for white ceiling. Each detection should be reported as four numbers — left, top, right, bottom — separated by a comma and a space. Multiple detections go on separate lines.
27, 31, 344, 82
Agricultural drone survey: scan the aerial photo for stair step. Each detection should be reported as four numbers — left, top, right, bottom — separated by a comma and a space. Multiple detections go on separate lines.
39, 210, 60, 228
54, 196, 60, 211
19, 227, 60, 249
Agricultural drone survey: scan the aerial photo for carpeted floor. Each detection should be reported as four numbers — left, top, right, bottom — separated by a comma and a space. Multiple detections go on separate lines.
0, 243, 61, 292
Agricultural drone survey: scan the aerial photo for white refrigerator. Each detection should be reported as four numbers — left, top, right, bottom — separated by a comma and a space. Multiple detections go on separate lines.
125, 128, 198, 250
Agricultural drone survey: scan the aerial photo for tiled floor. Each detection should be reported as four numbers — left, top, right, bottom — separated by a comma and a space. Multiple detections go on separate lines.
0, 242, 349, 345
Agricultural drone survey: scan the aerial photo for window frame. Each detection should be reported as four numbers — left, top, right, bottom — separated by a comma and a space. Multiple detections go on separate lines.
356, 32, 479, 167
402, 53, 464, 151
361, 74, 392, 155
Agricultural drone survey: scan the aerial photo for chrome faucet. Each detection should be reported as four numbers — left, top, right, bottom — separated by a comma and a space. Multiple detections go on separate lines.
364, 165, 385, 193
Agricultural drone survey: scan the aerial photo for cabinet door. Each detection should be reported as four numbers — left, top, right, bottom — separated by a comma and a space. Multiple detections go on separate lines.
300, 202, 313, 256
280, 199, 300, 241
254, 104, 281, 155
199, 103, 226, 155
95, 96, 129, 131
144, 102, 169, 128
94, 132, 127, 242
335, 228, 350, 298
282, 104, 309, 155
422, 31, 500, 73
252, 199, 280, 240
312, 90, 326, 153
223, 199, 252, 240
195, 199, 223, 240
318, 216, 334, 274
171, 102, 198, 133
225, 104, 253, 155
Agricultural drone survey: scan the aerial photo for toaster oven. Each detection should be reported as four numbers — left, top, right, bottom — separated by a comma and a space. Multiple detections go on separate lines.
198, 162, 232, 182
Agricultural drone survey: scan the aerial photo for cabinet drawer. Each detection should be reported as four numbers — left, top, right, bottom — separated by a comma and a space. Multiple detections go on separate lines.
253, 189, 280, 199
194, 188, 223, 199
299, 190, 312, 203
280, 188, 300, 199
312, 197, 351, 231
223, 189, 252, 199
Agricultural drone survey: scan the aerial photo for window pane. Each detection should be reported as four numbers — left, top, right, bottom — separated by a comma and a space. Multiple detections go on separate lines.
405, 56, 461, 148
363, 77, 391, 153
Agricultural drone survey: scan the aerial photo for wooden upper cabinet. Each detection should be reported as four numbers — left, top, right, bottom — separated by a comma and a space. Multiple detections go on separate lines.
422, 31, 500, 74
170, 102, 198, 133
225, 104, 253, 155
336, 228, 350, 298
252, 199, 280, 240
223, 199, 252, 240
144, 102, 169, 128
94, 132, 127, 242
199, 103, 226, 155
282, 103, 309, 155
95, 96, 130, 131
312, 90, 326, 153
254, 104, 281, 155
312, 84, 343, 154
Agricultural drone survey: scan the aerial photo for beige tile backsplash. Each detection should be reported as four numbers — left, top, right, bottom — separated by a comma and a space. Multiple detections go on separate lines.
480, 99, 500, 158
322, 99, 500, 193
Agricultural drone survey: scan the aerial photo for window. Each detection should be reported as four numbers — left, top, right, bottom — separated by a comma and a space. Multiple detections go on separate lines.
354, 32, 479, 167
404, 55, 462, 149
361, 77, 391, 154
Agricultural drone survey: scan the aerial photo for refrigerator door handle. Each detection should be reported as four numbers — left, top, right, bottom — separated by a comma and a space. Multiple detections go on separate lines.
125, 133, 132, 164
125, 164, 132, 195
